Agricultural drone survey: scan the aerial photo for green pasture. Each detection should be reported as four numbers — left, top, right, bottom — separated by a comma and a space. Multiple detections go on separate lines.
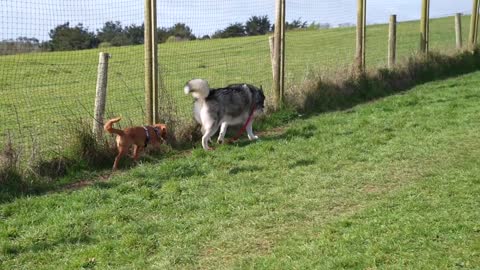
1, 70, 480, 269
0, 15, 472, 155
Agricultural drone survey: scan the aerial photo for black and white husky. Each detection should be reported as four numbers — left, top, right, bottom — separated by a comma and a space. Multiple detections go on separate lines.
184, 79, 265, 150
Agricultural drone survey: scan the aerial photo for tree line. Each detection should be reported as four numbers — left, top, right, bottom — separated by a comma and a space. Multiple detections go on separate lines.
1, 16, 329, 54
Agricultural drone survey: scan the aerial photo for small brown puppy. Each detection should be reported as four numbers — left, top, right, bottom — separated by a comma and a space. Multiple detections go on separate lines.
104, 117, 167, 171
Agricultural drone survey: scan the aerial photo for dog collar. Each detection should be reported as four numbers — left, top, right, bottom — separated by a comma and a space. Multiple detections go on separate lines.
153, 127, 162, 140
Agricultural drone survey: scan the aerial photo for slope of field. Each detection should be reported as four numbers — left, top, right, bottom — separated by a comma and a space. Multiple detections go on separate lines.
0, 15, 472, 155
1, 71, 479, 269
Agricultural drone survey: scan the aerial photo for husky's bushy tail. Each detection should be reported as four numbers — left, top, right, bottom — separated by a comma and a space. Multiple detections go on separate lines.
184, 79, 210, 99
104, 117, 124, 136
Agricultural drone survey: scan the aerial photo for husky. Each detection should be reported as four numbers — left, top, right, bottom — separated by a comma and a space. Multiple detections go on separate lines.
184, 79, 265, 150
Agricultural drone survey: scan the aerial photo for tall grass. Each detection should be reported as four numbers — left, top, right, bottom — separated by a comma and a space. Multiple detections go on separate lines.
286, 48, 480, 113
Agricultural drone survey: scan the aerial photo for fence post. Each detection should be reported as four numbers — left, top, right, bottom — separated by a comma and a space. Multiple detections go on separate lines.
356, 0, 366, 72
477, 0, 480, 46
269, 36, 275, 81
280, 0, 286, 102
93, 52, 110, 140
388, 15, 397, 69
420, 0, 430, 53
151, 0, 159, 123
455, 13, 463, 49
469, 0, 480, 48
144, 0, 153, 125
272, 0, 283, 109
362, 0, 366, 69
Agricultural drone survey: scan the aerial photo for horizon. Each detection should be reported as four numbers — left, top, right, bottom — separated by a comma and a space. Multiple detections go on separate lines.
1, 0, 474, 42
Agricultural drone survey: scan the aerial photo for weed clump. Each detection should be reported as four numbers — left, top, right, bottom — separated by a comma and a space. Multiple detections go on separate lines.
67, 120, 117, 169
0, 135, 23, 191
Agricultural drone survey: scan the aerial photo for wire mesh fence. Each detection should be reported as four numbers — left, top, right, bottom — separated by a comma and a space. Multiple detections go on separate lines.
0, 0, 477, 164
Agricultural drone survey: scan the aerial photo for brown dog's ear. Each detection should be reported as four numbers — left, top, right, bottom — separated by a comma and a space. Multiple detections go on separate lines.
161, 126, 167, 139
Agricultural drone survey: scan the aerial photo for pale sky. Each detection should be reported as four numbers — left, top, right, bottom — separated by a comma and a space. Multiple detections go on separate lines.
0, 0, 473, 41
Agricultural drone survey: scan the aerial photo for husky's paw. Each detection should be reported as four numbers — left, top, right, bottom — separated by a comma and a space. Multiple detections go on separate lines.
248, 135, 259, 141
217, 139, 224, 144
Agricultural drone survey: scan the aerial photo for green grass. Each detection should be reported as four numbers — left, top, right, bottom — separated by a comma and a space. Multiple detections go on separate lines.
1, 71, 479, 269
0, 15, 473, 156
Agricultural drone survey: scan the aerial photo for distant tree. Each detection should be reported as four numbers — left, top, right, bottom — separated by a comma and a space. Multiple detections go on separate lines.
97, 21, 129, 46
306, 22, 331, 30
212, 23, 246, 38
125, 24, 144, 45
156, 27, 170, 43
48, 22, 97, 51
0, 37, 44, 55
245, 15, 271, 36
156, 23, 196, 43
169, 23, 196, 40
200, 35, 211, 40
285, 18, 308, 30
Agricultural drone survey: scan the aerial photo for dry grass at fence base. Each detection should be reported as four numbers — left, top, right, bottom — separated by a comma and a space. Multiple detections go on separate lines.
286, 48, 480, 113
0, 135, 22, 184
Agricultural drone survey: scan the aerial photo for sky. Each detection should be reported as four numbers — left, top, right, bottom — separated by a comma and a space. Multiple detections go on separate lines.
0, 0, 474, 41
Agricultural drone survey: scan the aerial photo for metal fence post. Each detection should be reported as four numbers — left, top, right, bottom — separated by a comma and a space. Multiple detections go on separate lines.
93, 52, 109, 140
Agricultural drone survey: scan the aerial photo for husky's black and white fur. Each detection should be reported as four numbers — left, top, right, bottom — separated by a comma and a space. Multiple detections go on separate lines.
184, 79, 265, 150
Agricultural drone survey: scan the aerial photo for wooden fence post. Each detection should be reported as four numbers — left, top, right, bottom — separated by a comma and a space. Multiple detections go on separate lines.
362, 0, 366, 69
420, 0, 430, 53
144, 0, 153, 125
455, 13, 463, 49
269, 36, 275, 81
93, 52, 110, 140
280, 0, 286, 102
477, 0, 480, 46
272, 0, 283, 109
469, 0, 480, 48
388, 15, 397, 69
151, 0, 159, 123
356, 0, 366, 72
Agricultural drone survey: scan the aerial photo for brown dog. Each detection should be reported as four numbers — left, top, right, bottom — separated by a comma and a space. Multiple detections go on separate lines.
104, 117, 167, 171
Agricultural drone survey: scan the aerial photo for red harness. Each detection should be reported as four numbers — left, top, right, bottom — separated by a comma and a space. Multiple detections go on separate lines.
228, 104, 256, 143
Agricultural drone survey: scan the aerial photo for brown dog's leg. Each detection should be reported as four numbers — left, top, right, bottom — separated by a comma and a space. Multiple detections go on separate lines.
132, 145, 142, 161
113, 147, 127, 171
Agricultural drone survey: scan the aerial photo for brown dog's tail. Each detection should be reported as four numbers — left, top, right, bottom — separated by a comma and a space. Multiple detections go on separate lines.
104, 117, 124, 136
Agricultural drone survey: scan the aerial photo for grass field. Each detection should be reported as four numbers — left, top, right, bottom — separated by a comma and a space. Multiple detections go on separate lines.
0, 15, 472, 156
1, 70, 479, 269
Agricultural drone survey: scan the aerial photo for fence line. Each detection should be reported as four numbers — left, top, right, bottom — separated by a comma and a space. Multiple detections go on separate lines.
0, 0, 479, 165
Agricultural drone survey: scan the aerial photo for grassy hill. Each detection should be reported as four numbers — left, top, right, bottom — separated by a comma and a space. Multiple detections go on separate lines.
1, 70, 479, 269
0, 15, 474, 157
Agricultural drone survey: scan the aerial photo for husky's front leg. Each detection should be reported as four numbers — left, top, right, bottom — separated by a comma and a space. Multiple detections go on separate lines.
217, 122, 228, 144
246, 121, 259, 140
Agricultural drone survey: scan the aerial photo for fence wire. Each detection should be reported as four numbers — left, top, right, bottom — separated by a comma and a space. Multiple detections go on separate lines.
0, 0, 476, 163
